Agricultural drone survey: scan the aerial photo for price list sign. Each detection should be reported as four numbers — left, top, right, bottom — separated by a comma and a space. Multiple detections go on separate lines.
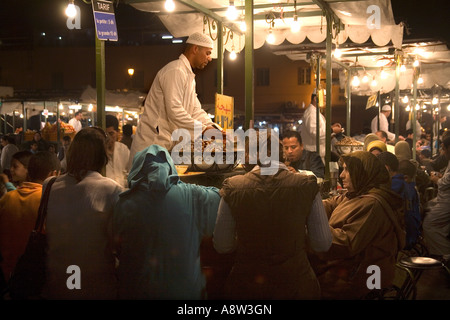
215, 93, 234, 130
92, 0, 118, 41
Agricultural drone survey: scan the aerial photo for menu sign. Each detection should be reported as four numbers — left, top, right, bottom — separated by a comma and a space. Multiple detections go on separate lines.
92, 0, 118, 41
215, 93, 234, 130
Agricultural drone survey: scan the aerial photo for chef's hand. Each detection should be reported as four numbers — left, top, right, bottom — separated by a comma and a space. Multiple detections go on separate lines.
202, 126, 227, 139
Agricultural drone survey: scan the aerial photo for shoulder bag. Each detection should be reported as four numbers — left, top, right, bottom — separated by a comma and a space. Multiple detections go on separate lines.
7, 176, 57, 300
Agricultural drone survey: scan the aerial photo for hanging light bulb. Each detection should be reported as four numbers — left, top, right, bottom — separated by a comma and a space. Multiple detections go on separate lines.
239, 20, 247, 32
351, 75, 360, 87
266, 29, 275, 44
229, 46, 237, 60
380, 69, 388, 79
164, 0, 175, 12
362, 74, 369, 83
432, 97, 439, 105
417, 76, 424, 84
402, 95, 409, 103
413, 59, 420, 67
226, 1, 238, 21
400, 64, 406, 72
415, 104, 420, 110
291, 15, 301, 33
370, 77, 378, 88
334, 47, 342, 59
65, 0, 77, 18
405, 105, 411, 112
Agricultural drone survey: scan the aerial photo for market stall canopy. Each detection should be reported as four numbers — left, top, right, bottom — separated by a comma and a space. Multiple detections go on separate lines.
0, 101, 51, 116
271, 38, 450, 95
0, 86, 13, 98
127, 0, 404, 57
335, 40, 450, 95
80, 85, 146, 110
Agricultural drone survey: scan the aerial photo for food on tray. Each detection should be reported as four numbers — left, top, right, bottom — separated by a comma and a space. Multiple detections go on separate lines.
335, 136, 363, 146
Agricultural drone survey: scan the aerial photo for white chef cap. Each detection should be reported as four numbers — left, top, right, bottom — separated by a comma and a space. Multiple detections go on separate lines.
186, 32, 214, 49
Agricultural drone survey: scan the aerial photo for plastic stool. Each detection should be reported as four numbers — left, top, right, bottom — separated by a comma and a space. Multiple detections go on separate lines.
396, 256, 444, 300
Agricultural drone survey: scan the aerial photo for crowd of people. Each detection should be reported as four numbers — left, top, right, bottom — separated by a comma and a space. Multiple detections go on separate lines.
0, 31, 449, 300
0, 120, 447, 300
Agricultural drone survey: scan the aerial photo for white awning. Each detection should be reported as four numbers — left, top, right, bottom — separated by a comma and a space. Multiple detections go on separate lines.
130, 0, 404, 58
79, 85, 146, 110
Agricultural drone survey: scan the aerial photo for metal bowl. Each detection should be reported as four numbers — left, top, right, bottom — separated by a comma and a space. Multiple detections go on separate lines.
188, 151, 240, 173
335, 144, 364, 155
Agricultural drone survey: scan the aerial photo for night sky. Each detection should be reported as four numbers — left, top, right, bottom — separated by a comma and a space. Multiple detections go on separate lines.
0, 0, 449, 46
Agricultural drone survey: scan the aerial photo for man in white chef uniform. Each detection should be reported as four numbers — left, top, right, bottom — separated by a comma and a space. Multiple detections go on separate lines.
128, 32, 222, 168
371, 104, 400, 142
301, 91, 326, 163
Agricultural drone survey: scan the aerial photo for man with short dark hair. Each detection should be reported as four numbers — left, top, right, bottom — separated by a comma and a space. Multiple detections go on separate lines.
69, 111, 83, 133
105, 115, 130, 188
282, 130, 325, 179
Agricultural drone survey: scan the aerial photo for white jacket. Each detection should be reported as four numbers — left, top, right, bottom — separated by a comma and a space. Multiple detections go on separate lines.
371, 113, 395, 141
301, 104, 326, 159
129, 54, 214, 167
106, 141, 130, 188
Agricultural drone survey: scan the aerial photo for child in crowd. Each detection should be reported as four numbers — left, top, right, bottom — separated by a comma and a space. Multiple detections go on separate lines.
9, 151, 33, 189
0, 151, 61, 285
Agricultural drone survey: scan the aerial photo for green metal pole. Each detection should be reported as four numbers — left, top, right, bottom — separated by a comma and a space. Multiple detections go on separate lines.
244, 0, 254, 130
412, 71, 418, 161
22, 101, 27, 132
96, 36, 106, 130
216, 21, 224, 95
324, 12, 332, 180
316, 55, 321, 154
394, 53, 400, 144
346, 69, 351, 136
57, 101, 61, 147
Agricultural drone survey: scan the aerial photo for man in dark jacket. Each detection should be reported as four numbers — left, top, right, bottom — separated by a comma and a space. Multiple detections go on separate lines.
282, 130, 325, 178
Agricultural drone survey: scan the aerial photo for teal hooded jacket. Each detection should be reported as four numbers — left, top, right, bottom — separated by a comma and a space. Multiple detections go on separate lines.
113, 145, 220, 299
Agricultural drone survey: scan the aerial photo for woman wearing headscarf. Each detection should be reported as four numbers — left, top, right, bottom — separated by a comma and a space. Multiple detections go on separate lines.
395, 140, 412, 161
363, 133, 381, 152
310, 151, 405, 300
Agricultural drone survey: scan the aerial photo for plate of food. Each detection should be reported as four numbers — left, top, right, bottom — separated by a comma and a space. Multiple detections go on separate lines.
334, 137, 364, 155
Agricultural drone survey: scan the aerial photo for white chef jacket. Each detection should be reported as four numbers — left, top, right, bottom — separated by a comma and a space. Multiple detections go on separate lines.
371, 112, 395, 141
129, 54, 214, 168
68, 118, 82, 133
406, 119, 423, 140
106, 141, 130, 188
300, 104, 326, 159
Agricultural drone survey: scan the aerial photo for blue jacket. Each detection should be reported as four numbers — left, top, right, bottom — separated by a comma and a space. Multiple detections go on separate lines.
391, 174, 421, 250
113, 145, 220, 299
